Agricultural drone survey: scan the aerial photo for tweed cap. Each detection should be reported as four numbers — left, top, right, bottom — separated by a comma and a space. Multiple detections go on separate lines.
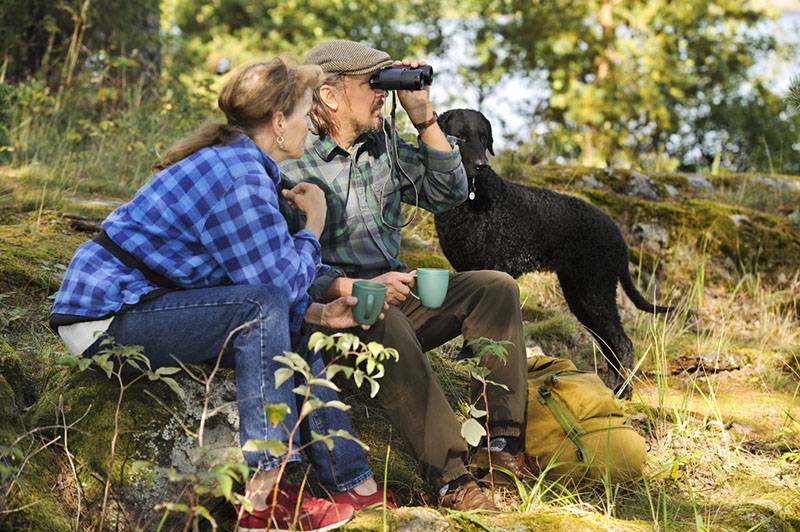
304, 40, 393, 75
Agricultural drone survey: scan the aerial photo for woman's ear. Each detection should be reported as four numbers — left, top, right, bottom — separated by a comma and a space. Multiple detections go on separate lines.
318, 84, 340, 112
272, 111, 286, 136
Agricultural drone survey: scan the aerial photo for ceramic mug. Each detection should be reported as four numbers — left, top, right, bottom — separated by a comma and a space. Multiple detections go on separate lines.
351, 280, 387, 325
411, 268, 451, 309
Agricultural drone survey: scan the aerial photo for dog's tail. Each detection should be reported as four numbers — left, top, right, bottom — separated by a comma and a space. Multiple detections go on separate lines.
619, 266, 673, 314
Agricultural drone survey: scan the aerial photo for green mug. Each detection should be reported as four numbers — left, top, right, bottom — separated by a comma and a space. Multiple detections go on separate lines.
351, 280, 387, 325
411, 268, 451, 309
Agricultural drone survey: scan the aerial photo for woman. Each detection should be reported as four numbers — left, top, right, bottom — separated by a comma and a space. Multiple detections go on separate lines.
50, 58, 388, 532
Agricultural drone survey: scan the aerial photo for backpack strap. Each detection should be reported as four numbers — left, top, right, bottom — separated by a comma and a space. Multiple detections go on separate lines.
538, 375, 590, 464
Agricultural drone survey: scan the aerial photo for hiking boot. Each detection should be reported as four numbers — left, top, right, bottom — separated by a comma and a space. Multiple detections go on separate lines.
438, 479, 498, 511
329, 484, 397, 511
235, 483, 354, 532
471, 448, 534, 486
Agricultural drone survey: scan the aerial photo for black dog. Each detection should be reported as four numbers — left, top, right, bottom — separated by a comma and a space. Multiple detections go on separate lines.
435, 109, 672, 397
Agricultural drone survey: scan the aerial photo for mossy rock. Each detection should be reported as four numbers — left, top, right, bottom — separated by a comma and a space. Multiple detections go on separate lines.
18, 364, 241, 529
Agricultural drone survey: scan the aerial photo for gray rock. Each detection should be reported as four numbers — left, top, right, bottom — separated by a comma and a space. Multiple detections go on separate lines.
686, 173, 713, 192
395, 507, 450, 532
664, 184, 680, 198
627, 170, 659, 200
751, 175, 800, 192
631, 222, 669, 252
729, 214, 750, 227
789, 210, 800, 228
580, 174, 606, 189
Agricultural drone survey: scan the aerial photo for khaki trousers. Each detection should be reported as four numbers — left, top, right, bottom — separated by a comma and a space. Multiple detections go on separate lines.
322, 270, 528, 488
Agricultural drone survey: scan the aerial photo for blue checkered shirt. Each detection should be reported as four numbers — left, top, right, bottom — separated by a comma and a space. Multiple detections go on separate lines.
50, 135, 322, 332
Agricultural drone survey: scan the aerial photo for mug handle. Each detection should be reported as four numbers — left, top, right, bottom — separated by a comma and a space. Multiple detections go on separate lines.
408, 272, 420, 300
367, 293, 374, 309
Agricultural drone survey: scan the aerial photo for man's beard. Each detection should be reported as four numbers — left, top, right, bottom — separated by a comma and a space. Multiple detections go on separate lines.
352, 115, 384, 138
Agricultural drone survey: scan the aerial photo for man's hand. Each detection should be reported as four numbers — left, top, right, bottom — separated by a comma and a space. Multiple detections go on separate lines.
371, 271, 415, 305
318, 296, 387, 330
392, 59, 433, 124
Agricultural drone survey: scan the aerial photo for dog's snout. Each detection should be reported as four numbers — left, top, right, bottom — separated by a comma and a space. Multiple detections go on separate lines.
474, 159, 489, 170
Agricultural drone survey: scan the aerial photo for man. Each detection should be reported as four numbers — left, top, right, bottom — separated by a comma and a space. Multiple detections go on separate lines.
279, 39, 529, 510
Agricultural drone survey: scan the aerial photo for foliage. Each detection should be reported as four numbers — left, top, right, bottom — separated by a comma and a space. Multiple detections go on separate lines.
0, 0, 160, 84
788, 76, 800, 113
463, 0, 787, 170
167, 0, 445, 70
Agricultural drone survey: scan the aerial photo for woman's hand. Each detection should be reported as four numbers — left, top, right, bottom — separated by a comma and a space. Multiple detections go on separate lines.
282, 182, 327, 238
305, 297, 387, 330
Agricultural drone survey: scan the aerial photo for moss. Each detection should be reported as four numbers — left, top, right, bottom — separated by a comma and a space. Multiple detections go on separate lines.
1, 450, 74, 531
0, 216, 85, 293
400, 248, 452, 272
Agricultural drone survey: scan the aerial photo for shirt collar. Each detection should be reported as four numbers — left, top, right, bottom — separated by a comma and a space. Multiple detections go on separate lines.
234, 134, 281, 182
312, 132, 381, 161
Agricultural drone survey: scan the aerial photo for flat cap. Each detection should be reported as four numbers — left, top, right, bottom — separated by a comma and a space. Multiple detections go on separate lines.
304, 39, 393, 75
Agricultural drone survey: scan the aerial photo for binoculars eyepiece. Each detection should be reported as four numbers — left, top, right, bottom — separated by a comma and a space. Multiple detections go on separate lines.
369, 65, 434, 91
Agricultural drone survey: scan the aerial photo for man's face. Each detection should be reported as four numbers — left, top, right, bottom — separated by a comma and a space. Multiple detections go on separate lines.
340, 72, 387, 137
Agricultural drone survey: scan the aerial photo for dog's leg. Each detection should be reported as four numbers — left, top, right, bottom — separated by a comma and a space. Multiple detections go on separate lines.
559, 275, 633, 398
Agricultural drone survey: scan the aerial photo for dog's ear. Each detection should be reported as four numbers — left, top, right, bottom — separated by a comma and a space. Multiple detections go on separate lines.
437, 110, 451, 133
480, 113, 495, 155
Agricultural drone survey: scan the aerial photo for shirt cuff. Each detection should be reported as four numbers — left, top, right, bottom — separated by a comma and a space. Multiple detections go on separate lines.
294, 228, 323, 268
417, 134, 464, 173
309, 265, 346, 302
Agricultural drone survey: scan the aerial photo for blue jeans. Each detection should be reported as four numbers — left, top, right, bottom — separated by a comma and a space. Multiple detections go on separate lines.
86, 284, 372, 492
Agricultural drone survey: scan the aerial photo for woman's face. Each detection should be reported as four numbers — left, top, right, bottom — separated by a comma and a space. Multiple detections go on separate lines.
280, 89, 314, 160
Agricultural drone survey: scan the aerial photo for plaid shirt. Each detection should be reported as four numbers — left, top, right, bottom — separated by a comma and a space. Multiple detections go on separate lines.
279, 128, 467, 300
51, 135, 322, 332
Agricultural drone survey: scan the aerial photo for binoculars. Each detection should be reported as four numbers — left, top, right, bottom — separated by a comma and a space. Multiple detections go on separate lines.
369, 65, 434, 91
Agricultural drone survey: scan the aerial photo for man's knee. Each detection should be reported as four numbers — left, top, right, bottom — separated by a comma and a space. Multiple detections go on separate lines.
238, 285, 290, 321
470, 270, 520, 307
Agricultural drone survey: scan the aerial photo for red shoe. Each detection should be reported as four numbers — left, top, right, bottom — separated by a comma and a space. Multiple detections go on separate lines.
235, 483, 354, 532
329, 484, 397, 510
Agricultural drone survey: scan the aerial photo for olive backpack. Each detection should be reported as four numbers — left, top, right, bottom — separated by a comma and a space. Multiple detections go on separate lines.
525, 355, 647, 483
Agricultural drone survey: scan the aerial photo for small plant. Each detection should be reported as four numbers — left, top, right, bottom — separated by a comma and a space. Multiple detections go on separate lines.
455, 337, 510, 493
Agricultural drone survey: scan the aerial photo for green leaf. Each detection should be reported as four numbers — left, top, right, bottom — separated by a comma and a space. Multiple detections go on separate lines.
131, 460, 152, 473
369, 378, 380, 398
469, 405, 488, 418
217, 473, 233, 499
323, 400, 350, 411
353, 369, 364, 388
264, 403, 290, 426
325, 364, 349, 380
309, 331, 327, 351
461, 418, 486, 447
310, 430, 335, 451
155, 366, 182, 376
193, 505, 216, 526
367, 341, 383, 356
327, 429, 369, 450
300, 398, 323, 417
161, 377, 186, 399
57, 355, 77, 368
78, 357, 93, 371
274, 368, 295, 388
308, 378, 340, 392
242, 439, 287, 455
366, 357, 376, 374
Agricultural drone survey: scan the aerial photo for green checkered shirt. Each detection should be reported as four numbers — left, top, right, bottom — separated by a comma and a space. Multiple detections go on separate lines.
278, 128, 467, 300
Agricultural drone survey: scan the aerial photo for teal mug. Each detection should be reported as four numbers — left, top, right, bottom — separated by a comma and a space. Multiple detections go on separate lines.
411, 268, 451, 309
351, 280, 387, 325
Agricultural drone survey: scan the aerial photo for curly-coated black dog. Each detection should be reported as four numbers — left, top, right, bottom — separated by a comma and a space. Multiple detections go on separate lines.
435, 109, 672, 397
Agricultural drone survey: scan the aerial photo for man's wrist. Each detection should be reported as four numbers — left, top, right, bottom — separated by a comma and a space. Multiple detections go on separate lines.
413, 110, 438, 132
304, 303, 324, 326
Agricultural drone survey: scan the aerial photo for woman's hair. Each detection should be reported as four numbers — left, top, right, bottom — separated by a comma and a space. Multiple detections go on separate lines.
308, 71, 346, 137
155, 58, 323, 170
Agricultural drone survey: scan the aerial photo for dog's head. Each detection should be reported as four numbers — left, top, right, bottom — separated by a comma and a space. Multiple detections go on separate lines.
438, 109, 494, 178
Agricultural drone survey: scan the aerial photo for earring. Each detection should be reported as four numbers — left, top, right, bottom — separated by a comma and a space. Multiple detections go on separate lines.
277, 136, 285, 146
